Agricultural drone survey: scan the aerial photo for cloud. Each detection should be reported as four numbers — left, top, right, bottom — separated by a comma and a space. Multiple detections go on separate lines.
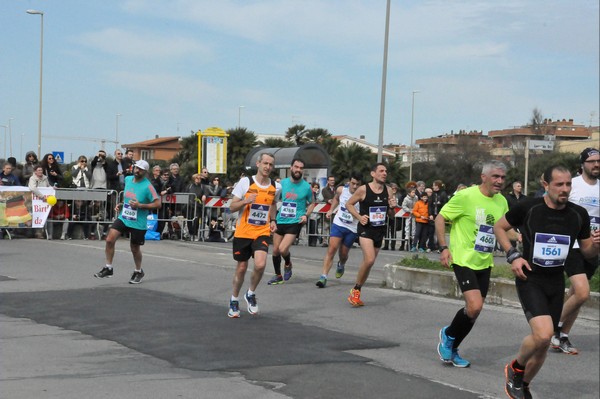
76, 27, 212, 60
107, 71, 217, 102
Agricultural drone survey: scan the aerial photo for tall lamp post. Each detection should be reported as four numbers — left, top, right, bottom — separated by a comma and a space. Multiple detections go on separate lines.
376, 0, 391, 163
238, 105, 245, 128
408, 90, 419, 182
115, 113, 121, 152
0, 125, 7, 159
8, 118, 14, 157
27, 9, 44, 157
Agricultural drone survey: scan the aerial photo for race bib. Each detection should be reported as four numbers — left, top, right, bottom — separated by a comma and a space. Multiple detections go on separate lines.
280, 201, 297, 218
369, 206, 387, 227
474, 224, 495, 253
532, 233, 570, 267
338, 206, 354, 224
121, 202, 137, 221
248, 204, 269, 226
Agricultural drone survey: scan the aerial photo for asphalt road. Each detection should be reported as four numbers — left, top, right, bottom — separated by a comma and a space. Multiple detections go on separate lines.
1, 238, 598, 399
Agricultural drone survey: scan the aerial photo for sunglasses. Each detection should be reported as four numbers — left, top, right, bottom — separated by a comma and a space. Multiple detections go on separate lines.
48, 157, 54, 160
80, 160, 87, 163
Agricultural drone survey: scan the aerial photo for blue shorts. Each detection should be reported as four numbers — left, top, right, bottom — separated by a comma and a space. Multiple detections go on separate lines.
330, 223, 358, 248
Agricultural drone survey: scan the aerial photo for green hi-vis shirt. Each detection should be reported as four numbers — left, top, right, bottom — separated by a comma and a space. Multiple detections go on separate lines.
439, 185, 508, 270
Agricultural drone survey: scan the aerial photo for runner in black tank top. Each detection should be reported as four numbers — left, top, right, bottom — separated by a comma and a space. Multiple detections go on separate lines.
344, 163, 397, 306
357, 180, 389, 237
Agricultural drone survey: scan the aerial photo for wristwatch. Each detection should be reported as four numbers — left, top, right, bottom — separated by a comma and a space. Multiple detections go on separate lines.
439, 245, 449, 251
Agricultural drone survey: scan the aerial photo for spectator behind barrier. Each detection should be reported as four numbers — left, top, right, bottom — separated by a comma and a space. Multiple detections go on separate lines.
71, 156, 92, 188
41, 153, 64, 187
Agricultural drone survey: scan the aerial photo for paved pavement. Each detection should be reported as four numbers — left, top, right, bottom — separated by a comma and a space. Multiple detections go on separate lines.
1, 238, 598, 398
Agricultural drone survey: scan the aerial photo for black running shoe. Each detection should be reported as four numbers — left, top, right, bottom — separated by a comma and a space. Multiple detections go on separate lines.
129, 269, 145, 284
504, 361, 524, 399
94, 267, 113, 278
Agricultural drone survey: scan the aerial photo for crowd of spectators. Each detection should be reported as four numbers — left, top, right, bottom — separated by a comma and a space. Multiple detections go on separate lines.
2, 150, 533, 249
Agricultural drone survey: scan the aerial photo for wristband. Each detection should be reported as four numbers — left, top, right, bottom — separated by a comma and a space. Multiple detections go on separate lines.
506, 247, 522, 263
439, 246, 449, 252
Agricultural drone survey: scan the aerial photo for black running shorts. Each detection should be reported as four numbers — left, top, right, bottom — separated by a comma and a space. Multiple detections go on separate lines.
452, 264, 491, 297
564, 248, 599, 280
275, 223, 303, 237
516, 270, 565, 328
110, 218, 146, 246
357, 225, 386, 248
232, 235, 271, 262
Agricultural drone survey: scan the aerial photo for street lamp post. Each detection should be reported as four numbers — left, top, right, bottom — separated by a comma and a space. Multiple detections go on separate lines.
27, 9, 44, 157
115, 113, 121, 152
376, 0, 391, 163
20, 133, 25, 163
238, 106, 245, 128
8, 118, 14, 157
0, 125, 7, 159
408, 90, 419, 182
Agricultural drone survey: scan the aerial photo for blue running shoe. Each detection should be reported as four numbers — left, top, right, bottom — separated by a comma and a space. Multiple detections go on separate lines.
437, 326, 454, 362
283, 263, 292, 281
267, 274, 283, 285
335, 262, 345, 278
244, 291, 258, 315
451, 349, 470, 368
316, 276, 327, 288
228, 300, 240, 318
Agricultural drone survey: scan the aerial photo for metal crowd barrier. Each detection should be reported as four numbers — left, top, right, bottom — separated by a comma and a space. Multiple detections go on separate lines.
42, 191, 415, 248
45, 188, 119, 239
304, 204, 412, 250
198, 196, 235, 242
149, 192, 197, 241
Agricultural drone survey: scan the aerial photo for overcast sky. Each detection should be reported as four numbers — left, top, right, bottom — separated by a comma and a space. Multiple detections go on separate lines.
2, 0, 598, 163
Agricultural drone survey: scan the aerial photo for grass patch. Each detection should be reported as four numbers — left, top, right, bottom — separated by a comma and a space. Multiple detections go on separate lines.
397, 255, 599, 293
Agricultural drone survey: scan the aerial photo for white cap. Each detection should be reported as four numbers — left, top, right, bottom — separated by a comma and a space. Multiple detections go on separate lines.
134, 160, 149, 171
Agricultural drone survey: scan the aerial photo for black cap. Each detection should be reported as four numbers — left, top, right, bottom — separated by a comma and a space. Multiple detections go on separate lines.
580, 147, 599, 163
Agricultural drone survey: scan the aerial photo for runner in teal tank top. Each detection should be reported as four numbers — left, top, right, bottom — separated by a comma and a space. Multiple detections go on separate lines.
268, 158, 316, 285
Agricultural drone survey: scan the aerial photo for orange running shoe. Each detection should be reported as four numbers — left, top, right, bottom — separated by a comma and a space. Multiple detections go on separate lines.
348, 288, 364, 307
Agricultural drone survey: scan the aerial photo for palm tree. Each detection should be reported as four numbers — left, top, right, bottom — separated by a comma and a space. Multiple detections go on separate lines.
260, 138, 294, 148
385, 155, 405, 185
285, 124, 308, 145
171, 131, 199, 181
319, 136, 341, 157
305, 128, 331, 143
226, 127, 258, 181
331, 143, 376, 181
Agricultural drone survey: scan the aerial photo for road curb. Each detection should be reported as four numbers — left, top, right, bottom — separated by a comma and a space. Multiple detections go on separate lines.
383, 264, 600, 321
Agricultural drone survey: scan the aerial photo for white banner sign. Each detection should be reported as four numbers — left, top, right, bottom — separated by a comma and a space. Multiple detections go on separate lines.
528, 140, 554, 151
0, 186, 54, 228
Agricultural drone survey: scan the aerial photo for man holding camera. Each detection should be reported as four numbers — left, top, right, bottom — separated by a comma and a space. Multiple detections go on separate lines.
91, 150, 108, 189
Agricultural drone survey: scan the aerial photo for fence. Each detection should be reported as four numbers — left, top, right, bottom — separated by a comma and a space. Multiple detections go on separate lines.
45, 188, 119, 239
42, 194, 414, 247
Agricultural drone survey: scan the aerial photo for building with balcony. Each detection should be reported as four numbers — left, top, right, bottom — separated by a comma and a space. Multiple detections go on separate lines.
122, 136, 182, 161
488, 119, 592, 163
